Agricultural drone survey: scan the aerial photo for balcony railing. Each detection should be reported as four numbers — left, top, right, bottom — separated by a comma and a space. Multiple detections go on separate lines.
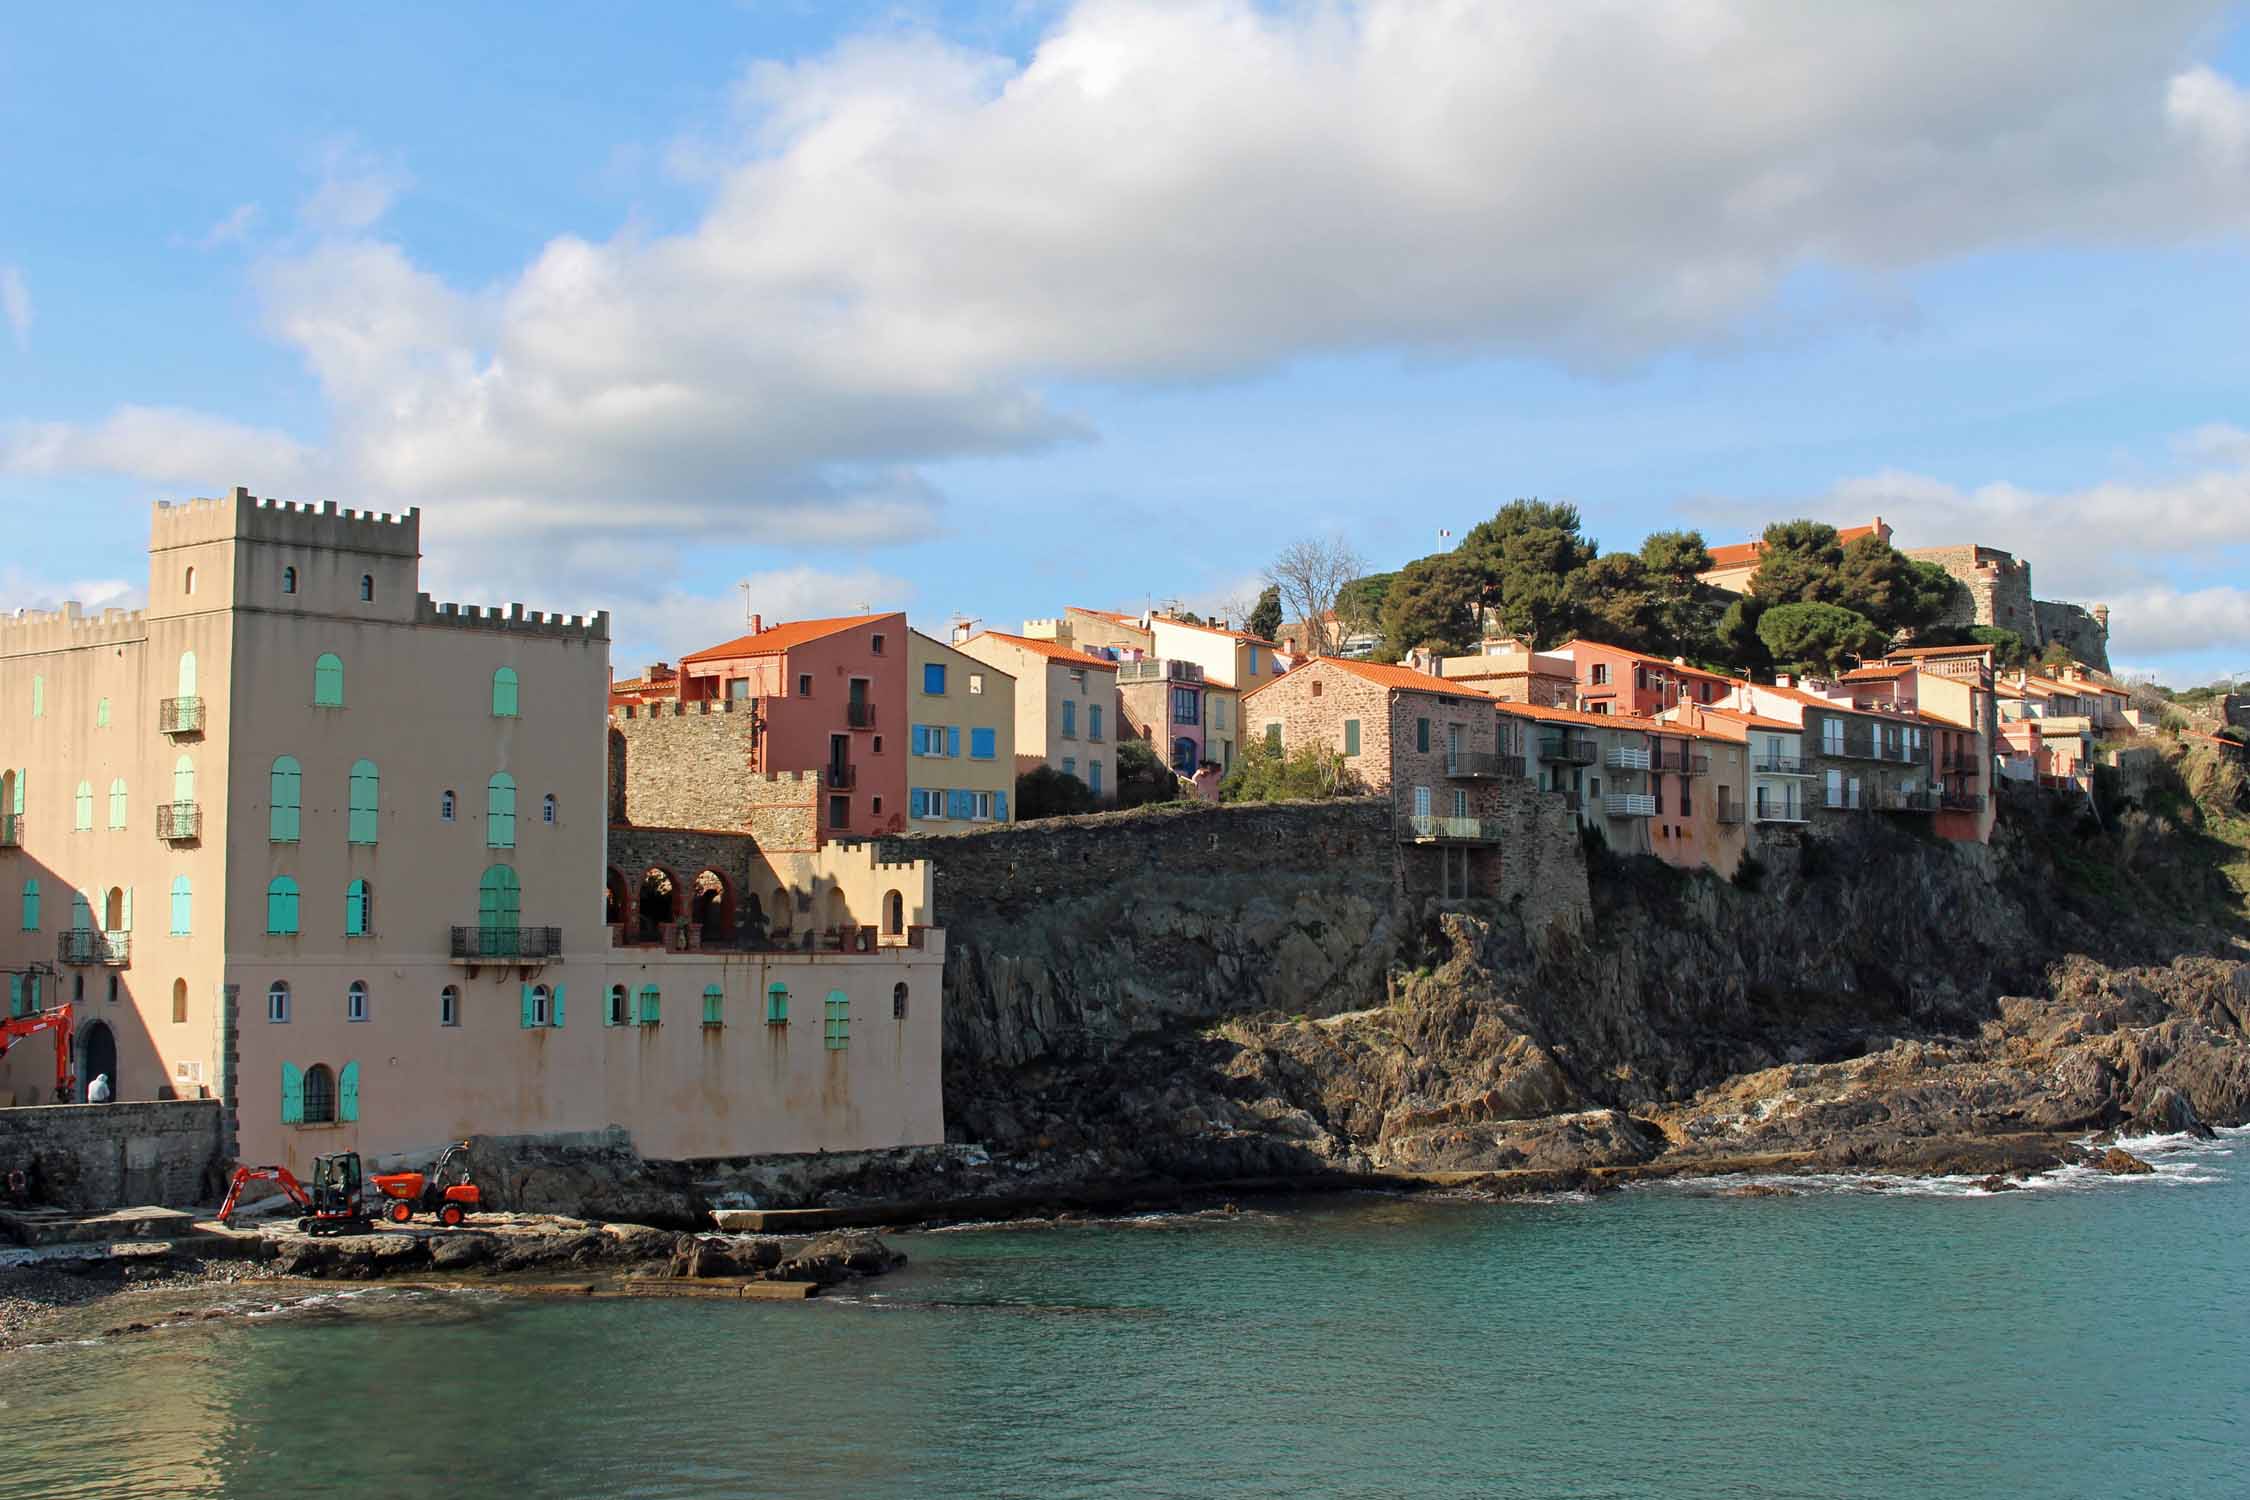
1606, 746, 1652, 772
1603, 793, 1657, 818
1118, 659, 1204, 684
1539, 733, 1598, 765
846, 702, 877, 729
157, 801, 201, 841
0, 813, 16, 848
1717, 801, 1745, 825
58, 929, 129, 966
1754, 802, 1810, 824
450, 925, 564, 961
1653, 750, 1711, 775
826, 764, 857, 791
1878, 788, 1939, 813
1754, 755, 1811, 776
1397, 815, 1504, 844
1939, 790, 1987, 813
159, 696, 204, 736
1446, 752, 1525, 780
1941, 754, 1983, 775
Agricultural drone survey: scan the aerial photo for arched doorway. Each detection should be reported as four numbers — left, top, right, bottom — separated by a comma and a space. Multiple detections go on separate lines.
104, 886, 126, 932
692, 870, 730, 945
883, 888, 904, 937
638, 868, 677, 942
824, 886, 850, 934
81, 1019, 117, 1102
604, 867, 628, 926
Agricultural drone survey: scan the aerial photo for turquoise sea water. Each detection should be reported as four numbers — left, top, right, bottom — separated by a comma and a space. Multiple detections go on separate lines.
4, 1132, 2245, 1500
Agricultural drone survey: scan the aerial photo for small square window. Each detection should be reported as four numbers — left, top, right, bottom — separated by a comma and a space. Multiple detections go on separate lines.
871, 796, 883, 814
871, 634, 886, 656
969, 673, 984, 695
798, 673, 814, 697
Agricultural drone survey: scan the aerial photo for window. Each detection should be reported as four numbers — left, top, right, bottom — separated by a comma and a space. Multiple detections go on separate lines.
267, 877, 300, 935
1089, 705, 1104, 740
1172, 687, 1199, 725
70, 890, 90, 933
1344, 720, 1361, 756
96, 697, 110, 728
923, 663, 947, 695
173, 754, 195, 805
1680, 776, 1693, 817
73, 781, 92, 831
491, 665, 521, 718
1061, 700, 1077, 738
703, 984, 724, 1027
1311, 679, 1323, 699
1591, 663, 1610, 686
347, 981, 369, 1022
524, 984, 554, 1028
726, 678, 750, 702
1822, 717, 1844, 755
766, 983, 789, 1025
1414, 785, 1432, 821
270, 756, 302, 841
1264, 723, 1281, 753
348, 759, 380, 844
302, 1064, 336, 1124
824, 990, 850, 1050
607, 985, 630, 1026
828, 793, 849, 828
969, 673, 984, 695
282, 566, 297, 595
268, 981, 291, 1023
1062, 756, 1076, 777
486, 772, 517, 848
893, 982, 908, 1020
107, 778, 127, 829
1249, 645, 1262, 676
314, 652, 344, 707
1088, 760, 1103, 797
346, 879, 372, 937
183, 566, 196, 597
441, 789, 456, 821
1211, 697, 1227, 731
542, 793, 556, 825
970, 727, 996, 760
911, 788, 938, 819
1417, 718, 1430, 753
20, 880, 37, 931
173, 979, 189, 1024
1451, 788, 1468, 818
178, 649, 197, 700
797, 673, 813, 697
871, 633, 886, 656
358, 574, 374, 602
638, 984, 661, 1025
170, 876, 191, 936
441, 985, 460, 1027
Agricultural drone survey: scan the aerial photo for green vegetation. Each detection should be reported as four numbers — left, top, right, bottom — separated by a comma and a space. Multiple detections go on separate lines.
1246, 585, 1284, 643
1220, 740, 1350, 802
1014, 765, 1096, 819
1756, 601, 1890, 676
1113, 737, 1182, 809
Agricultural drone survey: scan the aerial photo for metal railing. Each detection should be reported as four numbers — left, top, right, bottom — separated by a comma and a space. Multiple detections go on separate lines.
1754, 754, 1809, 775
157, 801, 200, 841
449, 925, 564, 961
58, 929, 129, 966
1939, 790, 1986, 813
1603, 793, 1657, 817
1117, 659, 1204, 684
1445, 752, 1526, 780
1879, 789, 1939, 812
1653, 750, 1711, 775
1606, 746, 1652, 771
159, 696, 204, 736
1754, 802, 1810, 823
825, 764, 857, 790
1539, 733, 1598, 765
1397, 814, 1505, 843
0, 813, 16, 848
846, 702, 877, 729
1717, 801, 1745, 825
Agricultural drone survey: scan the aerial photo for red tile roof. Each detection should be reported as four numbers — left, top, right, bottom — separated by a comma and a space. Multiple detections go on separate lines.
1244, 656, 1494, 702
1705, 522, 1884, 572
1839, 663, 1916, 681
1555, 638, 1743, 683
966, 631, 1119, 670
682, 613, 893, 664
1492, 700, 1662, 732
1693, 706, 1804, 734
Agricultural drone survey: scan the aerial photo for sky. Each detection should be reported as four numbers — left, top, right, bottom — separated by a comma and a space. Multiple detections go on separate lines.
2, 1, 2248, 685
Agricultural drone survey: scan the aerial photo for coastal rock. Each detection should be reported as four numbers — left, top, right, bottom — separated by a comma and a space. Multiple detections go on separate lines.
428, 1232, 500, 1270
2133, 1084, 2218, 1140
2095, 1147, 2157, 1175
773, 1232, 905, 1285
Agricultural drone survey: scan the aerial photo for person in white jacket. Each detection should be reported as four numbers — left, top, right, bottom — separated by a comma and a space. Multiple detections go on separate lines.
87, 1073, 111, 1103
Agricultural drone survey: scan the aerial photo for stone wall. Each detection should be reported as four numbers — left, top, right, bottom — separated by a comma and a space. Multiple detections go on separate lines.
608, 702, 822, 850
0, 1099, 223, 1210
1906, 544, 2038, 639
2035, 601, 2112, 672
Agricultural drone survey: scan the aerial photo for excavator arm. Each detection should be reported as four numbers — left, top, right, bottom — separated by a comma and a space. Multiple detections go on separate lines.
0, 1000, 76, 1103
217, 1164, 313, 1224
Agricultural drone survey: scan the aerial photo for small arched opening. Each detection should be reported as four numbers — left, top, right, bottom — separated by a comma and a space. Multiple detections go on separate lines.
171, 977, 188, 1024
302, 1063, 337, 1124
103, 886, 125, 933
359, 573, 374, 602
882, 888, 904, 937
637, 867, 677, 942
692, 870, 731, 945
607, 985, 630, 1026
183, 565, 196, 597
281, 565, 297, 595
824, 886, 850, 935
768, 885, 792, 934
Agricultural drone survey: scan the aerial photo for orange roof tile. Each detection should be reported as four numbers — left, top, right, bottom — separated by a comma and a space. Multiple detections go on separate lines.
1706, 522, 1884, 573
1243, 656, 1495, 702
1555, 638, 1742, 683
1491, 700, 1662, 732
1694, 706, 1804, 734
1839, 663, 1916, 681
682, 613, 894, 664
966, 631, 1119, 670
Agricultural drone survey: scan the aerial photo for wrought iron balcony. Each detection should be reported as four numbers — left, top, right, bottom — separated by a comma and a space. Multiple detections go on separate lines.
825, 763, 857, 790
1753, 802, 1810, 824
1717, 801, 1746, 825
1941, 753, 1983, 775
450, 925, 564, 962
846, 702, 877, 729
1754, 754, 1811, 776
1939, 790, 1987, 813
159, 696, 204, 736
1603, 793, 1658, 818
1397, 814, 1504, 844
1605, 745, 1652, 772
1653, 750, 1712, 775
58, 929, 129, 966
0, 813, 16, 848
157, 801, 201, 841
1878, 788, 1940, 813
1446, 752, 1525, 780
1538, 733, 1598, 765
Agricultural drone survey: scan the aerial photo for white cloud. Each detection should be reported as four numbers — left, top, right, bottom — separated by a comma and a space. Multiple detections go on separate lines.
0, 567, 139, 617
196, 202, 262, 250
0, 405, 313, 487
607, 567, 914, 668
2096, 584, 2250, 657
2167, 63, 2250, 169
299, 138, 412, 235
1, 266, 29, 352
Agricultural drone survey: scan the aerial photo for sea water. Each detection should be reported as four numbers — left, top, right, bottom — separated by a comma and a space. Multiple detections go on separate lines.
2, 1131, 2244, 1499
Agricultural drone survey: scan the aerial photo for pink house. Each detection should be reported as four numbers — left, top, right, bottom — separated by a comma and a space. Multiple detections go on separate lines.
679, 612, 908, 841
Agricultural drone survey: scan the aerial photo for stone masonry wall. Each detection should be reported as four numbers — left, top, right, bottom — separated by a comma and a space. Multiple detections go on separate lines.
0, 1099, 224, 1211
609, 702, 821, 850
1906, 544, 2037, 639
2035, 601, 2112, 672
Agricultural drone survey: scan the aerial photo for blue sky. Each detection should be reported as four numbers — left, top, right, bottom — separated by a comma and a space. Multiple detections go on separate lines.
4, 2, 2248, 684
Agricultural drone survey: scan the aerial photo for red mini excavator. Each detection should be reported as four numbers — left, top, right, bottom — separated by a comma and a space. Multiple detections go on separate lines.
0, 999, 76, 1104
370, 1141, 482, 1227
217, 1151, 374, 1236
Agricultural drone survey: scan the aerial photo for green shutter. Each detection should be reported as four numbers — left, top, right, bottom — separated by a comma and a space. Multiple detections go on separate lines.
280, 1062, 304, 1124
824, 990, 850, 1050
551, 984, 565, 1028
703, 985, 724, 1026
338, 1061, 360, 1122
7, 975, 20, 1018
767, 983, 788, 1024
1344, 719, 1360, 756
493, 667, 520, 717
639, 986, 660, 1025
520, 984, 536, 1029
348, 759, 380, 844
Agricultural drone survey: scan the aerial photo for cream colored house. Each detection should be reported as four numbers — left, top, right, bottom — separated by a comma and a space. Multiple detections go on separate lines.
0, 489, 946, 1174
905, 630, 1016, 825
953, 630, 1119, 799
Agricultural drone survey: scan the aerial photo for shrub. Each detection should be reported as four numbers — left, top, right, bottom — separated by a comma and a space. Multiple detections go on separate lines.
1221, 740, 1350, 802
1113, 738, 1181, 809
1014, 766, 1096, 820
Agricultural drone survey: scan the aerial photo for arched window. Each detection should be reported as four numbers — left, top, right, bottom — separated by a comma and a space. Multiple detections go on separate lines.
345, 878, 371, 937
347, 981, 369, 1022
302, 1063, 336, 1124
542, 793, 556, 825
172, 978, 188, 1024
702, 984, 724, 1026
169, 875, 191, 936
73, 780, 92, 831
178, 650, 197, 699
347, 759, 379, 844
107, 778, 127, 829
492, 667, 519, 718
270, 756, 302, 841
607, 984, 630, 1026
441, 789, 456, 821
486, 772, 516, 848
183, 565, 197, 597
528, 984, 552, 1027
359, 574, 374, 602
266, 876, 300, 935
104, 886, 126, 932
440, 985, 460, 1027
478, 865, 520, 933
20, 879, 38, 932
883, 889, 904, 935
313, 652, 344, 707
893, 981, 909, 1020
267, 981, 290, 1023
173, 754, 195, 805
70, 890, 91, 933
281, 565, 297, 595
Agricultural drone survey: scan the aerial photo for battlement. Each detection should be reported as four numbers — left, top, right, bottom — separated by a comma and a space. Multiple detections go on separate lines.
420, 596, 610, 642
0, 601, 150, 658
151, 486, 422, 556
611, 698, 756, 722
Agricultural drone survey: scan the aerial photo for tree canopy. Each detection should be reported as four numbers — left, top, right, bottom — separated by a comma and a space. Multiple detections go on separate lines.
1756, 601, 1888, 676
1246, 585, 1284, 643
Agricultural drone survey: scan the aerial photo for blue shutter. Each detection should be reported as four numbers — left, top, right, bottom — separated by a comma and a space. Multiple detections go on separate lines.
551, 984, 566, 1028
338, 1061, 360, 1122
7, 975, 19, 1018
280, 1062, 304, 1124
520, 984, 536, 1029
971, 727, 995, 760
995, 790, 1008, 822
947, 726, 961, 758
948, 789, 972, 820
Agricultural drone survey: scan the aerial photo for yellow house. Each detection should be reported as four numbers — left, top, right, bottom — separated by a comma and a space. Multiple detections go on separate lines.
905, 630, 1017, 825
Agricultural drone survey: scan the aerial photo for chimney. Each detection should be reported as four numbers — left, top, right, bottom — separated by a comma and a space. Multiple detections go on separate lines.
951, 620, 974, 645
750, 613, 763, 635
1774, 674, 1794, 689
